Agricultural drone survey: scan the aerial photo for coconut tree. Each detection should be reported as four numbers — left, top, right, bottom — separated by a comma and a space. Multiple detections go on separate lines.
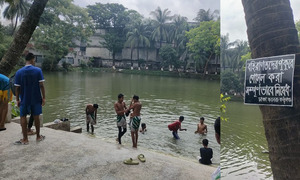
150, 7, 172, 50
2, 0, 30, 34
242, 0, 300, 179
125, 22, 150, 67
0, 0, 49, 76
169, 15, 188, 49
194, 9, 219, 22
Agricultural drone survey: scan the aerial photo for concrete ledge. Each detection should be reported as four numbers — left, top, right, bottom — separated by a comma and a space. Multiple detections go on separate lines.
11, 114, 43, 127
44, 121, 70, 132
70, 126, 82, 133
0, 122, 216, 180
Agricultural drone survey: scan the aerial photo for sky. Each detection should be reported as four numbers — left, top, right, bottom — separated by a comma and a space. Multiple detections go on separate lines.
73, 0, 220, 22
221, 0, 300, 42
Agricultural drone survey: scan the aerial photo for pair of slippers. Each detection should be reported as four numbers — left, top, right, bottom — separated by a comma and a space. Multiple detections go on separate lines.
123, 154, 146, 165
13, 135, 45, 145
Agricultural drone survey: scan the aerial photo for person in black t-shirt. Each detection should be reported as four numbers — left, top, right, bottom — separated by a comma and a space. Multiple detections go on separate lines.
199, 139, 213, 165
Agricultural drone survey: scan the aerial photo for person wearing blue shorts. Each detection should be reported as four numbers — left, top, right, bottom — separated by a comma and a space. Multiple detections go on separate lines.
14, 53, 46, 145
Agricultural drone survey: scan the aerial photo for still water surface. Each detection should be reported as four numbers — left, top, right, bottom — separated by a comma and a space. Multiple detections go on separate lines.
43, 71, 220, 163
221, 101, 273, 179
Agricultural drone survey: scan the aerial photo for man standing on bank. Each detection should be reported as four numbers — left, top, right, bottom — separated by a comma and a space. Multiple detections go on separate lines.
127, 95, 142, 148
114, 93, 127, 144
14, 53, 46, 145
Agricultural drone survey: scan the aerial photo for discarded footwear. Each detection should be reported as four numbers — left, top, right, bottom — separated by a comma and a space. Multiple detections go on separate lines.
37, 135, 45, 142
123, 158, 139, 165
14, 140, 29, 145
137, 154, 146, 162
0, 128, 6, 131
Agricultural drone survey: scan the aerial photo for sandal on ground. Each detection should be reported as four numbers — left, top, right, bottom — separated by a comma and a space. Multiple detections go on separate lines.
14, 140, 29, 145
137, 154, 146, 162
37, 135, 45, 142
123, 158, 139, 165
0, 128, 6, 131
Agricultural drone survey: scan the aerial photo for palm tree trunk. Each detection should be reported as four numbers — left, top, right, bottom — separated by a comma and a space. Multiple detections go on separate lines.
137, 42, 140, 60
242, 0, 300, 179
13, 13, 19, 35
130, 48, 133, 61
203, 53, 213, 76
0, 0, 49, 76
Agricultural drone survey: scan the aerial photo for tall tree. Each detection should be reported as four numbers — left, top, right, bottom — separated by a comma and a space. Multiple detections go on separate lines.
0, 0, 48, 76
125, 22, 150, 63
194, 9, 219, 22
150, 7, 172, 50
242, 0, 300, 179
2, 0, 30, 34
87, 3, 129, 66
186, 20, 220, 75
31, 0, 93, 71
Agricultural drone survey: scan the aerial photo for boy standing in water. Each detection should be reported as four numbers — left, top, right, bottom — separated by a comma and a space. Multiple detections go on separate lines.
127, 95, 142, 148
114, 94, 127, 144
86, 104, 98, 134
168, 116, 187, 139
195, 117, 207, 135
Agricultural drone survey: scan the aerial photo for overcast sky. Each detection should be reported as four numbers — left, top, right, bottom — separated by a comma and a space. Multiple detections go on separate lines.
221, 0, 300, 42
73, 0, 220, 22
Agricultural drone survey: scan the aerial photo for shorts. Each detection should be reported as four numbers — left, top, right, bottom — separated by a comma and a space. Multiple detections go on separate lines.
0, 90, 13, 102
117, 115, 127, 128
130, 116, 141, 132
86, 114, 96, 125
172, 131, 180, 139
20, 104, 42, 117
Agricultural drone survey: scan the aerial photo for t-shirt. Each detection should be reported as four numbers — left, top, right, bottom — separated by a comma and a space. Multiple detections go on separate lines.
0, 74, 10, 91
14, 65, 44, 105
200, 147, 213, 165
168, 120, 181, 131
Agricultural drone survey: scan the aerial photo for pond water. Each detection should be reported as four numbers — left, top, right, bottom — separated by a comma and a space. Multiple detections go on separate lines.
221, 101, 273, 179
42, 71, 220, 163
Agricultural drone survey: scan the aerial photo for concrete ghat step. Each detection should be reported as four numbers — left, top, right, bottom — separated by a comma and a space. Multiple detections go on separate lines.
0, 122, 216, 180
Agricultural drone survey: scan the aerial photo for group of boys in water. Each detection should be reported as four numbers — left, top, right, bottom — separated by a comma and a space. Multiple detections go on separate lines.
86, 94, 213, 165
85, 94, 142, 148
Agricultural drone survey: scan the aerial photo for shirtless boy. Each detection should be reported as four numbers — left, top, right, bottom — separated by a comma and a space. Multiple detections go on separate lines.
114, 94, 127, 144
127, 95, 142, 148
86, 104, 98, 134
195, 117, 207, 135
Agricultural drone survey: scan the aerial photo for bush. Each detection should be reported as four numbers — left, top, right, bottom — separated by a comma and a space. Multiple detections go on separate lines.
62, 61, 71, 71
80, 62, 87, 69
42, 58, 58, 71
221, 71, 243, 95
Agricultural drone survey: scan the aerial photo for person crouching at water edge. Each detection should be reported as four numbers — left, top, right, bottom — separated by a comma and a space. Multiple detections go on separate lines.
168, 116, 187, 139
127, 95, 142, 148
114, 93, 127, 144
86, 104, 98, 134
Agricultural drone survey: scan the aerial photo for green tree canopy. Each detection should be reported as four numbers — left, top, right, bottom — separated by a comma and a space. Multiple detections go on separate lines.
159, 44, 180, 69
87, 3, 130, 64
186, 20, 220, 74
150, 7, 173, 48
31, 0, 93, 71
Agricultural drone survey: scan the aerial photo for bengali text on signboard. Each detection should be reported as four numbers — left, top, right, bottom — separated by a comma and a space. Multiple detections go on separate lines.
244, 54, 295, 106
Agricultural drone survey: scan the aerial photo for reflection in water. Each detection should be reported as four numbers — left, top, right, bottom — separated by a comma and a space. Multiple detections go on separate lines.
43, 71, 220, 163
221, 101, 273, 179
